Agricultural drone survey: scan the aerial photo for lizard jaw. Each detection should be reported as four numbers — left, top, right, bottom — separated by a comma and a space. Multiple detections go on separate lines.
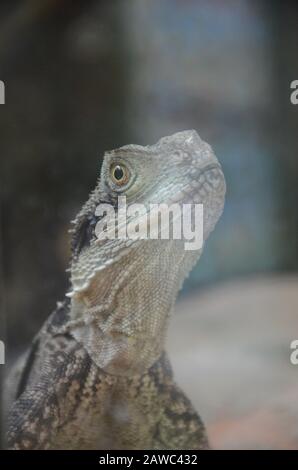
67, 163, 225, 299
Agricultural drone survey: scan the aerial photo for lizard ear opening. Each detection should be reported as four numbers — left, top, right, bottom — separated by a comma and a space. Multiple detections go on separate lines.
71, 214, 97, 257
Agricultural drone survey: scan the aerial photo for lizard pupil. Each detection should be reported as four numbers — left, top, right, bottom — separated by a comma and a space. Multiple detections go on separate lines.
113, 165, 124, 181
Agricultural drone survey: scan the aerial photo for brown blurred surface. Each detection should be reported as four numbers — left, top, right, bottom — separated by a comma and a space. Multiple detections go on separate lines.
167, 275, 298, 449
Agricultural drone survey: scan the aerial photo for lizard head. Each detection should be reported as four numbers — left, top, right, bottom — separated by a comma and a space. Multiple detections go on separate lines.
67, 130, 226, 376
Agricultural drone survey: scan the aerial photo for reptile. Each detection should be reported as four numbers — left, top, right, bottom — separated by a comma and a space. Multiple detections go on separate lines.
5, 130, 226, 450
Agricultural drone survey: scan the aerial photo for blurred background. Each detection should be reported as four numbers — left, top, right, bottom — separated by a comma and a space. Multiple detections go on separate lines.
0, 0, 298, 449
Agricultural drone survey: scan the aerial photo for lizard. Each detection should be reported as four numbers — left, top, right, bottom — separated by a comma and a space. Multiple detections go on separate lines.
5, 130, 226, 450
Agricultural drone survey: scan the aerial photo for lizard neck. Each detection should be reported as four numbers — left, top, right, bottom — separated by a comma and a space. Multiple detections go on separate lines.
68, 240, 199, 377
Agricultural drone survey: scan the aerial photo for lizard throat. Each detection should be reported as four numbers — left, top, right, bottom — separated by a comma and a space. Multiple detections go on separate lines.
67, 240, 200, 376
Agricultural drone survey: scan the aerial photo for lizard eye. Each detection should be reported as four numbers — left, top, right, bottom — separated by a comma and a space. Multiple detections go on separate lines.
110, 163, 130, 186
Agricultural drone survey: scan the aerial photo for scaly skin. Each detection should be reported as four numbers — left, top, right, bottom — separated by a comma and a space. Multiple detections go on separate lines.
6, 130, 226, 449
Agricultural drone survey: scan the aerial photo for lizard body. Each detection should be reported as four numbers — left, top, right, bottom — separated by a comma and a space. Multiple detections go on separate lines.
6, 130, 225, 449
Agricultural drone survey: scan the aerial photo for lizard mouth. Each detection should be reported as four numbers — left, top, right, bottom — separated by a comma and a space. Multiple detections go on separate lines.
168, 163, 224, 205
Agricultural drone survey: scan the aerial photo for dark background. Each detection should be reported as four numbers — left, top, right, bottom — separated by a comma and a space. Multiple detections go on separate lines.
0, 0, 298, 449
